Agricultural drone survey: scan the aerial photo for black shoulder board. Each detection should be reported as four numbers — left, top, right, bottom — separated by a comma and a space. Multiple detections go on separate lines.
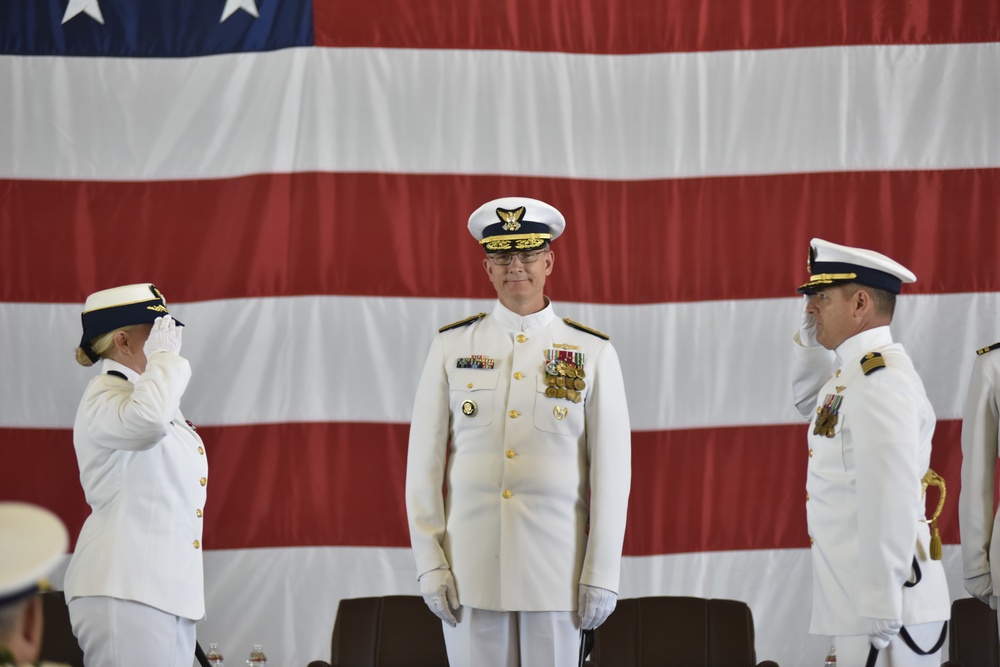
439, 312, 486, 333
976, 342, 1000, 356
860, 352, 886, 376
106, 370, 128, 380
563, 318, 609, 340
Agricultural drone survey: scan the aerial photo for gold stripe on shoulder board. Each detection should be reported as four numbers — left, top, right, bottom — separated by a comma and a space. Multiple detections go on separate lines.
563, 318, 609, 340
439, 312, 487, 333
976, 342, 1000, 356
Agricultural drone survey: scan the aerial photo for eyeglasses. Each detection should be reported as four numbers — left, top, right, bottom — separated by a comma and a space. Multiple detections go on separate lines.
488, 249, 548, 266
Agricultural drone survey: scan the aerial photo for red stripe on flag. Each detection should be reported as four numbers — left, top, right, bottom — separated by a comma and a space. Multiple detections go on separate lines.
4, 169, 999, 305
315, 0, 1000, 53
0, 420, 964, 554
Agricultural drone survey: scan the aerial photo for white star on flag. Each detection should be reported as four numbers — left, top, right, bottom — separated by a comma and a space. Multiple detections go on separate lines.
61, 0, 104, 25
220, 0, 259, 22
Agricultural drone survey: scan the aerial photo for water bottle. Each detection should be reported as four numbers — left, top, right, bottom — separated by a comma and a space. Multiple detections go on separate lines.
823, 643, 836, 666
247, 644, 267, 666
205, 643, 224, 667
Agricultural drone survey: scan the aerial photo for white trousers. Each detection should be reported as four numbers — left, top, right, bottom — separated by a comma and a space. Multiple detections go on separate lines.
68, 596, 196, 667
442, 607, 581, 667
833, 621, 947, 667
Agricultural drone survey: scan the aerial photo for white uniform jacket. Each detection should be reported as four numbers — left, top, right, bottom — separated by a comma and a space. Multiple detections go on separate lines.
64, 354, 207, 621
959, 343, 1000, 592
791, 326, 949, 635
406, 300, 631, 612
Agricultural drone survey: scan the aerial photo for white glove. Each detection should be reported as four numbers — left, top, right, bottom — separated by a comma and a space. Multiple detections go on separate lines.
964, 572, 995, 605
578, 585, 617, 630
144, 315, 183, 356
797, 295, 819, 347
419, 568, 459, 627
862, 617, 902, 650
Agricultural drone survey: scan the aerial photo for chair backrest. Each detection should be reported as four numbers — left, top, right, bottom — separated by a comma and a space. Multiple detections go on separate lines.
587, 596, 766, 667
949, 597, 999, 667
330, 595, 448, 667
38, 591, 85, 667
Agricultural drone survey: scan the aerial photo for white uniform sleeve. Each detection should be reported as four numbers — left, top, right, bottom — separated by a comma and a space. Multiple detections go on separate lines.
405, 335, 454, 579
960, 353, 999, 579
82, 353, 192, 451
580, 342, 631, 593
791, 330, 837, 419
852, 368, 922, 620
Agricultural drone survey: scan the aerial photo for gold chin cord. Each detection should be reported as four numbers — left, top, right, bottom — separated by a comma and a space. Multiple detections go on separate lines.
921, 469, 946, 561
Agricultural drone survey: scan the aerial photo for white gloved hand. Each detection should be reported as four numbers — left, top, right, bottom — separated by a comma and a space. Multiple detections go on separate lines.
578, 585, 617, 630
862, 617, 902, 650
419, 568, 460, 627
964, 572, 995, 605
144, 315, 183, 356
797, 295, 819, 347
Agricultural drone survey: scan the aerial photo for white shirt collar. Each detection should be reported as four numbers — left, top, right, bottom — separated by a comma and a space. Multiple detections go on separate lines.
835, 325, 893, 366
101, 357, 140, 382
492, 297, 557, 332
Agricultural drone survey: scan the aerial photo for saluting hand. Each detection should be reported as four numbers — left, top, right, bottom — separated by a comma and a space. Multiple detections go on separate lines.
798, 294, 819, 347
144, 315, 183, 357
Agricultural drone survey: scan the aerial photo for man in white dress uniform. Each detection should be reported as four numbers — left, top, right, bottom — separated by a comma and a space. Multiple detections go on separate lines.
959, 337, 1000, 641
790, 239, 950, 666
405, 197, 632, 667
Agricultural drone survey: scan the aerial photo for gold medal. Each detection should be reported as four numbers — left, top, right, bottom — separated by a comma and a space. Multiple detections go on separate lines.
557, 388, 567, 399
574, 378, 585, 391
546, 387, 559, 398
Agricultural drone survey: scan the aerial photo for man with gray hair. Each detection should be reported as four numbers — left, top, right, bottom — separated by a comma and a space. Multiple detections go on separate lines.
791, 238, 950, 666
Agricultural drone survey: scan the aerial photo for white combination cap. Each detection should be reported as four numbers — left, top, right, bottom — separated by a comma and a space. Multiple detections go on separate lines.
468, 197, 566, 253
798, 238, 916, 295
0, 502, 69, 606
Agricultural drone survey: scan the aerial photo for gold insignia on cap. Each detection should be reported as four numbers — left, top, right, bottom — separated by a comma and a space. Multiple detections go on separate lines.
497, 206, 525, 231
146, 304, 169, 313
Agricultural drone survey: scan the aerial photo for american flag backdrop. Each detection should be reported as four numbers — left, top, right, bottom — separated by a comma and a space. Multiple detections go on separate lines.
2, 1, 999, 663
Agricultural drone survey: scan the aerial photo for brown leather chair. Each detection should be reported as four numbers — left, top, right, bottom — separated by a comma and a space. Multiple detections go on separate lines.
942, 597, 999, 667
38, 591, 85, 667
585, 596, 778, 667
328, 595, 448, 666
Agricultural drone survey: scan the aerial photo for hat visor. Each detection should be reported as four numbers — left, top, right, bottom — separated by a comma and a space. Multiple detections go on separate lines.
796, 278, 849, 295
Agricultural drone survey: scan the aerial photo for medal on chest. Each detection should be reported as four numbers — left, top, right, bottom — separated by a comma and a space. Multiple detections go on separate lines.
813, 393, 843, 438
543, 349, 586, 403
